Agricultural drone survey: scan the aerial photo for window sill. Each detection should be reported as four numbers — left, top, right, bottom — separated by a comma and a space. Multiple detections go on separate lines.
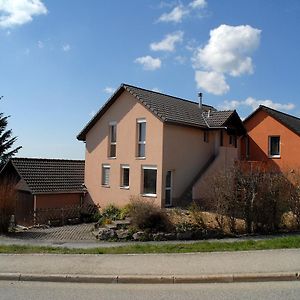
120, 186, 130, 190
141, 193, 157, 198
269, 155, 281, 159
101, 185, 110, 188
108, 157, 116, 160
136, 157, 146, 160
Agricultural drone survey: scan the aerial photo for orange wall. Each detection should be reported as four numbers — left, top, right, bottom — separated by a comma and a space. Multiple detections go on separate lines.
244, 109, 300, 171
85, 90, 163, 208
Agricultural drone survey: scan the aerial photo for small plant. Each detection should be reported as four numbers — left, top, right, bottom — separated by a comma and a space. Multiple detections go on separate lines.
102, 204, 121, 221
119, 204, 131, 220
188, 202, 206, 229
128, 196, 172, 232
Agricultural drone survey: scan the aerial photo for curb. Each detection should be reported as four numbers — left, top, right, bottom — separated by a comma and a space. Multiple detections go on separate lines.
0, 272, 299, 284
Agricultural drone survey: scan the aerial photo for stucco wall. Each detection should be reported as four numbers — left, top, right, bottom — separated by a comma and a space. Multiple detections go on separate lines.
192, 146, 239, 202
84, 90, 163, 208
162, 124, 215, 205
243, 110, 300, 171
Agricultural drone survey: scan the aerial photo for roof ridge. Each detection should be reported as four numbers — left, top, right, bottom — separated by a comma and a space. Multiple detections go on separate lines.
122, 83, 214, 108
12, 157, 85, 162
260, 105, 300, 121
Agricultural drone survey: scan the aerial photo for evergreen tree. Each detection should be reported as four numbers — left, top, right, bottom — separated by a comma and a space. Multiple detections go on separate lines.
0, 97, 21, 167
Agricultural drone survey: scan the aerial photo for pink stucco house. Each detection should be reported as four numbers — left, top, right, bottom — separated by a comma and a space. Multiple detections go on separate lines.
77, 84, 245, 208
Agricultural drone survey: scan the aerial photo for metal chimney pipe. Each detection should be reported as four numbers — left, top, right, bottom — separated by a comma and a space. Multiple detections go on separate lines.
198, 92, 203, 109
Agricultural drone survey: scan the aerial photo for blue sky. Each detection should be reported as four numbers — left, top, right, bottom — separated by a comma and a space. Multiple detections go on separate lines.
1, 0, 300, 159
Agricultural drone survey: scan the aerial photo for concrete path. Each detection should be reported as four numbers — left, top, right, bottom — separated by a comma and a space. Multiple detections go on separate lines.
0, 249, 300, 283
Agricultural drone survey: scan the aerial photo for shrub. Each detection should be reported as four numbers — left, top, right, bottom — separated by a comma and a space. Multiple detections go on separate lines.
188, 202, 206, 229
0, 179, 16, 233
208, 164, 290, 234
128, 197, 172, 232
102, 204, 121, 221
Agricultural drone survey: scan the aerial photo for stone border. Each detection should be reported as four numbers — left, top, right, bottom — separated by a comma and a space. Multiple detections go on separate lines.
0, 272, 299, 284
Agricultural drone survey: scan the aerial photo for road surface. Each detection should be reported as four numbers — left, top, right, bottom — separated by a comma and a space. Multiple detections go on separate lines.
0, 281, 300, 300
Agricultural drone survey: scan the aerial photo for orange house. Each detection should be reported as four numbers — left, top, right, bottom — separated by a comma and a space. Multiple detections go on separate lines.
242, 105, 300, 172
77, 83, 245, 208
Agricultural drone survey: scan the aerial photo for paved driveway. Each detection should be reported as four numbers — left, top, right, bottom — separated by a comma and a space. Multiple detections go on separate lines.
5, 223, 96, 241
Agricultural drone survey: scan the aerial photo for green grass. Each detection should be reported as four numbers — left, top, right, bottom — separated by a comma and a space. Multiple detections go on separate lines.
1, 235, 300, 254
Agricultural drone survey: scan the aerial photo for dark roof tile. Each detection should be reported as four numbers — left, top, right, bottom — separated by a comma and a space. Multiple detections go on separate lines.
10, 158, 85, 194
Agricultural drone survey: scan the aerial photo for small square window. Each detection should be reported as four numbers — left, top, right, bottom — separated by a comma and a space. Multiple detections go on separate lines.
120, 165, 130, 188
102, 165, 110, 186
269, 136, 280, 157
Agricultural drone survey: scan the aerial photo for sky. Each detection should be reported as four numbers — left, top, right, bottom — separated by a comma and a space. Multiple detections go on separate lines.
1, 0, 300, 159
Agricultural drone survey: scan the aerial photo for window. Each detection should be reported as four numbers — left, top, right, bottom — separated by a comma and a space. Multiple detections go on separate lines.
120, 165, 130, 188
165, 171, 172, 207
246, 136, 250, 159
137, 119, 146, 158
109, 122, 116, 158
203, 131, 209, 143
142, 166, 157, 196
101, 164, 110, 186
269, 136, 280, 157
229, 135, 237, 148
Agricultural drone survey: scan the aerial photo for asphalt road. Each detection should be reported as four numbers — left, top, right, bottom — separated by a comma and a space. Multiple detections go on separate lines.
1, 281, 300, 300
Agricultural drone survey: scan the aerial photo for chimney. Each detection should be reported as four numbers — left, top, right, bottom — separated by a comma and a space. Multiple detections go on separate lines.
198, 92, 203, 110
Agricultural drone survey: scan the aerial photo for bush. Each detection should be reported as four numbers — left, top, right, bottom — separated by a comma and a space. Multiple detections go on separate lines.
208, 164, 290, 234
102, 204, 121, 221
0, 179, 16, 233
128, 197, 172, 232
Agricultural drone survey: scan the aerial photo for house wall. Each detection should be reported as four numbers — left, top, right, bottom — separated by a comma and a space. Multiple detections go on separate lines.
243, 109, 300, 171
162, 124, 214, 206
192, 146, 239, 203
85, 90, 164, 208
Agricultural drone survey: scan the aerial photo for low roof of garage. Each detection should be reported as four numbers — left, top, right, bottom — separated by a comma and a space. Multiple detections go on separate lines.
1, 157, 85, 194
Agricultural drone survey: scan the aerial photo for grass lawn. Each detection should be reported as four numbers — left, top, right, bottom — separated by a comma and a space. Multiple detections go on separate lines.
0, 235, 300, 254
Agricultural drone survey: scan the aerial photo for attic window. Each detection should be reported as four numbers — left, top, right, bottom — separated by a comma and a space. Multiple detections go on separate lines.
109, 122, 117, 158
269, 136, 280, 158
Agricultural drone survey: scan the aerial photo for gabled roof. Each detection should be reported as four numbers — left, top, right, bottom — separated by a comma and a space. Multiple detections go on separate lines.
2, 158, 85, 194
244, 105, 300, 136
77, 83, 239, 141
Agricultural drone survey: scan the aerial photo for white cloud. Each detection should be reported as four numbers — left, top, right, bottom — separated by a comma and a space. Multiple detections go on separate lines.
189, 0, 207, 9
220, 97, 295, 112
195, 71, 229, 95
152, 87, 161, 93
174, 55, 187, 64
135, 55, 162, 71
193, 24, 261, 95
158, 5, 188, 23
62, 44, 70, 52
150, 31, 184, 52
37, 40, 43, 48
103, 87, 116, 95
193, 24, 261, 76
0, 0, 47, 28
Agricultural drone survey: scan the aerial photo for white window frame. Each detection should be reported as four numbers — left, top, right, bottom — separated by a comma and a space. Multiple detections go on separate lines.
120, 165, 130, 189
101, 164, 110, 187
268, 136, 281, 158
137, 119, 146, 158
108, 121, 117, 158
141, 165, 157, 197
165, 170, 173, 207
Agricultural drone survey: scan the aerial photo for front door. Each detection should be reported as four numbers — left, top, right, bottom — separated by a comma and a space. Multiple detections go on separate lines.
165, 171, 172, 207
